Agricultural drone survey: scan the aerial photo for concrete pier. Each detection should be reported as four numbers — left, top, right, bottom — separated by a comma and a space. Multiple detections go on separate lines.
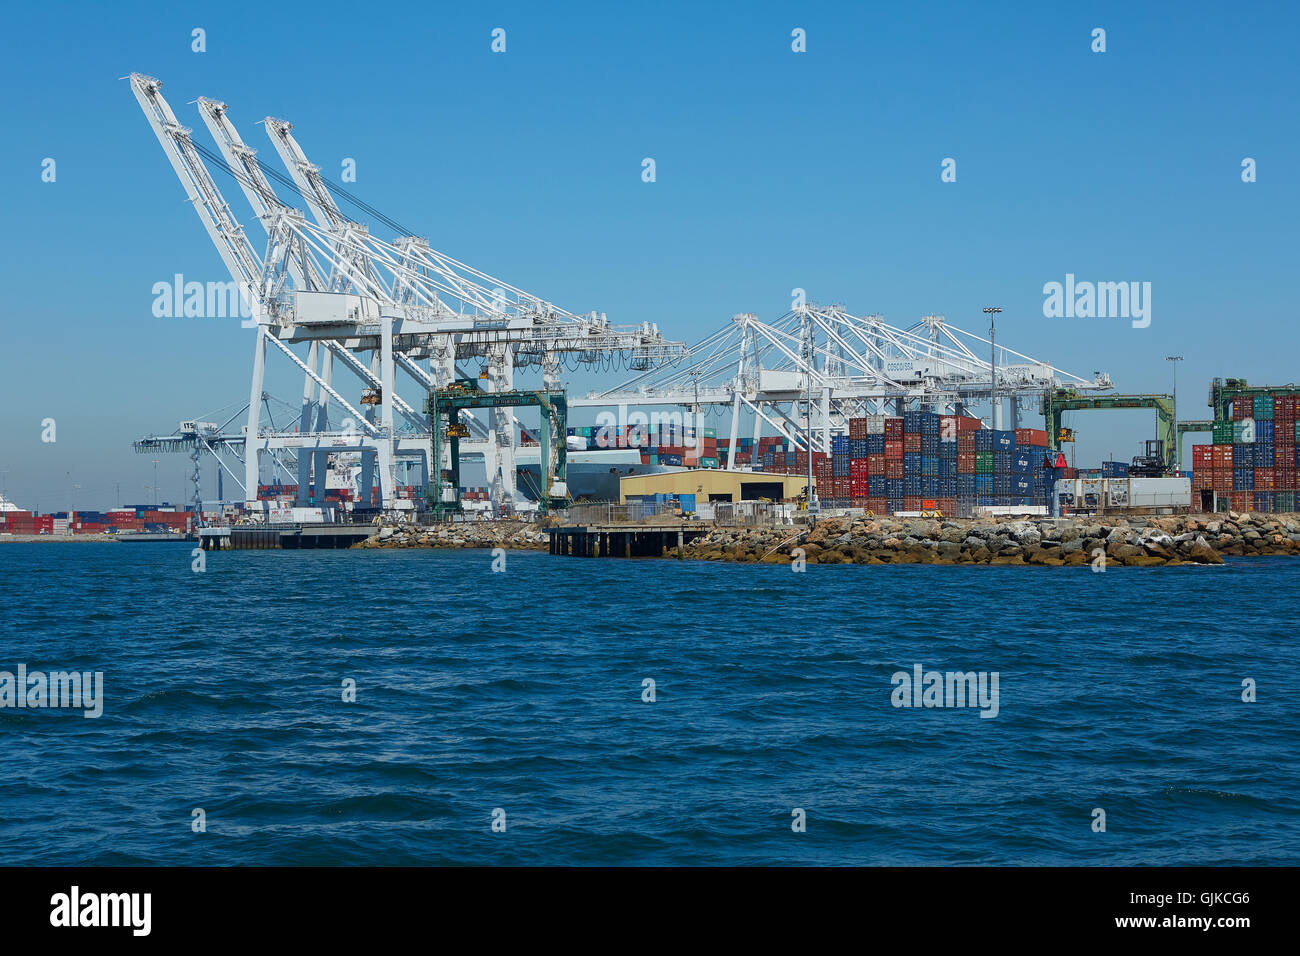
547, 524, 708, 558
200, 525, 376, 550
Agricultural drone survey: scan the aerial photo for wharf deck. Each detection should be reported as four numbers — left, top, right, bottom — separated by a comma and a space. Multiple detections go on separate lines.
548, 523, 709, 557
200, 524, 376, 550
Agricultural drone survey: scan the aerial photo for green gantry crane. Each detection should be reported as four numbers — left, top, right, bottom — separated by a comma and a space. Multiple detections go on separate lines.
426, 380, 568, 518
1181, 379, 1300, 469
1041, 389, 1177, 470
1207, 377, 1300, 419
1177, 420, 1214, 466
1045, 379, 1300, 473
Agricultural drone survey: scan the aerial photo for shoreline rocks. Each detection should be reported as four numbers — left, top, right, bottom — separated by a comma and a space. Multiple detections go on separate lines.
355, 511, 1300, 568
354, 520, 549, 551
678, 512, 1300, 567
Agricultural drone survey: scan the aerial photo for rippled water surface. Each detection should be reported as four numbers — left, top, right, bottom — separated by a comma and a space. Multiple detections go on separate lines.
1, 542, 1296, 865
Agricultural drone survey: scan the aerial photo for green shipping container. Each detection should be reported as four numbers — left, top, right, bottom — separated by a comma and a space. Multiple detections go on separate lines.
1275, 492, 1295, 513
700, 457, 719, 468
1213, 420, 1235, 444
1254, 395, 1274, 420
975, 452, 995, 474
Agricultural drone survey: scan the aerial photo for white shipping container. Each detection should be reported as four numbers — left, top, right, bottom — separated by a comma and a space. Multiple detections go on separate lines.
1107, 478, 1130, 508
1128, 477, 1191, 508
1063, 477, 1189, 510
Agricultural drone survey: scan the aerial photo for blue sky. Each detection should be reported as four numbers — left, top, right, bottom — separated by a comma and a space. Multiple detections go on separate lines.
2, 1, 1297, 510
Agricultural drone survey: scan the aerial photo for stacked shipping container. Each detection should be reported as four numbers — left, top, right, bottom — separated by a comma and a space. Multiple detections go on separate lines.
1191, 392, 1299, 512
568, 424, 726, 469
0, 507, 194, 534
819, 414, 1053, 516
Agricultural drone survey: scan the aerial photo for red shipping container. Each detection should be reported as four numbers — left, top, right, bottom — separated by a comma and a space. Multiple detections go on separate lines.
884, 418, 903, 440
867, 454, 885, 476
1212, 444, 1234, 467
1232, 398, 1252, 420
1256, 468, 1275, 490
903, 433, 922, 454
1192, 445, 1213, 467
903, 496, 923, 512
885, 459, 904, 480
937, 417, 980, 439
884, 440, 903, 460
936, 497, 958, 516
851, 496, 870, 509
850, 458, 868, 477
1276, 469, 1296, 491
957, 452, 977, 474
1015, 428, 1049, 447
866, 496, 886, 514
848, 417, 868, 440
958, 433, 976, 453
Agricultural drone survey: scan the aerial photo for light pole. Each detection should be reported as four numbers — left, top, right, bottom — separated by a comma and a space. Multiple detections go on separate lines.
1166, 355, 1183, 471
688, 368, 702, 469
802, 328, 818, 519
984, 308, 1002, 430
152, 459, 159, 507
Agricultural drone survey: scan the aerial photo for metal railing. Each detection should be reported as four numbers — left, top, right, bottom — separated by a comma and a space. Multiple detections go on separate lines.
711, 501, 784, 527
562, 500, 697, 525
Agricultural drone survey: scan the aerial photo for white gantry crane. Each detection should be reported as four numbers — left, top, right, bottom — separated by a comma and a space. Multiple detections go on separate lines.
130, 73, 685, 515
575, 305, 1111, 466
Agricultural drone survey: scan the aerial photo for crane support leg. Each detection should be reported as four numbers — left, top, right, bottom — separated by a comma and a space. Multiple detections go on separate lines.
244, 327, 267, 507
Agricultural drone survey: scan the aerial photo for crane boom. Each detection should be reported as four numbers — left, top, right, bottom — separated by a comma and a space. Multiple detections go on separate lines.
129, 74, 264, 302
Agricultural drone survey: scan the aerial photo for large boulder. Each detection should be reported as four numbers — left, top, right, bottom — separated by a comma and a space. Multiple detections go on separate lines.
1186, 535, 1223, 564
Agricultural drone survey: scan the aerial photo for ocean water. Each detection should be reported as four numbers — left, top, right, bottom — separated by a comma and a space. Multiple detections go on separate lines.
0, 542, 1296, 866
